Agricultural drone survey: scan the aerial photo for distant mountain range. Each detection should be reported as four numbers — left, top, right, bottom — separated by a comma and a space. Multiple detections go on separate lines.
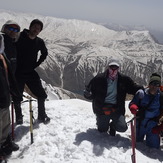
1, 10, 163, 98
100, 22, 163, 44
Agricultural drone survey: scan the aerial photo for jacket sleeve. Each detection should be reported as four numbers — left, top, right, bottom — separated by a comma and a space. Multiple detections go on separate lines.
129, 91, 141, 108
5, 57, 22, 102
125, 76, 143, 95
83, 78, 95, 100
35, 39, 48, 68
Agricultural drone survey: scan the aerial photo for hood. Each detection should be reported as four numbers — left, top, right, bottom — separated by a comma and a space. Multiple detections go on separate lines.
1, 20, 20, 33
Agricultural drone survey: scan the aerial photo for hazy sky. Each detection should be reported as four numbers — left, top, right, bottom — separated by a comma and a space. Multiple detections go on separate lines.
1, 0, 163, 30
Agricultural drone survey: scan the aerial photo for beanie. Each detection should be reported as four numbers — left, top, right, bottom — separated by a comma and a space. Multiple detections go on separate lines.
29, 19, 43, 31
1, 20, 20, 33
149, 73, 161, 85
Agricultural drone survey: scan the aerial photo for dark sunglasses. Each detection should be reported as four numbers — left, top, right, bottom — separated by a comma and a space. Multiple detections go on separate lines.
8, 27, 20, 33
150, 82, 160, 87
109, 65, 119, 70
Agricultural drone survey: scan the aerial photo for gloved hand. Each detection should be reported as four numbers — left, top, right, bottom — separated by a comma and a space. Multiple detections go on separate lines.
152, 123, 163, 134
129, 104, 138, 115
136, 89, 144, 99
83, 89, 93, 100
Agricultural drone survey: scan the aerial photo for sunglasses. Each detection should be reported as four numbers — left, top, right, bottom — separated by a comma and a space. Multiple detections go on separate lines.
8, 27, 20, 33
150, 82, 160, 87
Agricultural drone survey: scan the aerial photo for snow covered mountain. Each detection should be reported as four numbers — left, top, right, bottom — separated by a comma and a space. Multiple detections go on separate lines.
1, 10, 163, 96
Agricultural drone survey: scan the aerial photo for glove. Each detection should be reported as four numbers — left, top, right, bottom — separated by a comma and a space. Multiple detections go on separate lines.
152, 123, 163, 134
83, 89, 93, 100
129, 104, 138, 115
136, 89, 144, 99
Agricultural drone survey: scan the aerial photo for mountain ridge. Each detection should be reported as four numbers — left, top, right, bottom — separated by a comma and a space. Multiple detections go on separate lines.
1, 10, 163, 96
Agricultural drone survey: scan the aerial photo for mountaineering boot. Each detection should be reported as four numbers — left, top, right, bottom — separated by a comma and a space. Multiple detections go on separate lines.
0, 156, 7, 163
0, 150, 7, 163
5, 135, 19, 151
109, 122, 116, 136
37, 98, 50, 124
14, 102, 23, 125
1, 135, 19, 155
38, 114, 50, 124
0, 147, 9, 163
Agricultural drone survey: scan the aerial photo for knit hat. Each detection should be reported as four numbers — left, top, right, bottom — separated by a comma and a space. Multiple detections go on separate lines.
1, 20, 20, 33
149, 73, 161, 85
108, 59, 120, 67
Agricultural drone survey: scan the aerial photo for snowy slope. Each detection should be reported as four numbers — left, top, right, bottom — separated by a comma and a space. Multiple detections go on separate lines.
8, 99, 163, 163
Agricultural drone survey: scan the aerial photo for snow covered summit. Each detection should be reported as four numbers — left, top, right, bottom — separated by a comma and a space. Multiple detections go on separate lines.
8, 99, 163, 163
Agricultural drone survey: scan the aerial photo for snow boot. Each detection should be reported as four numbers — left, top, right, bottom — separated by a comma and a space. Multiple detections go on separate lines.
109, 123, 116, 136
0, 156, 7, 163
37, 98, 50, 124
0, 144, 12, 157
38, 114, 50, 124
1, 135, 19, 154
5, 135, 19, 151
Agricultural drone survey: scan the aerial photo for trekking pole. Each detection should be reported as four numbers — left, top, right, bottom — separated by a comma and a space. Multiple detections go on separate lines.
11, 101, 15, 140
29, 97, 34, 144
130, 115, 136, 163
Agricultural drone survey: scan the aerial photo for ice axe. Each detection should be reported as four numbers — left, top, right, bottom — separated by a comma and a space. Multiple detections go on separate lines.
23, 95, 36, 144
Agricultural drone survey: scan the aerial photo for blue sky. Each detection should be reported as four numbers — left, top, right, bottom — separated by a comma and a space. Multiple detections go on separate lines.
1, 0, 163, 30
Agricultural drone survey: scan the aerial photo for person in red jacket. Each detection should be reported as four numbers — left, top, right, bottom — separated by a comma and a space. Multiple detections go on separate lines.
84, 59, 143, 136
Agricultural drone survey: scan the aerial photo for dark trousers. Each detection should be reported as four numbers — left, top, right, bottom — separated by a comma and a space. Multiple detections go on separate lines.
15, 71, 47, 99
96, 112, 128, 133
15, 70, 47, 118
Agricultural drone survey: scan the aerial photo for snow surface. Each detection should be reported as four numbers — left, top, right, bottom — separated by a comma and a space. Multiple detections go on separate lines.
8, 98, 163, 163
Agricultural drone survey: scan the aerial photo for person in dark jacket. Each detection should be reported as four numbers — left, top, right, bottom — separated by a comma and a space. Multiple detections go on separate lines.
84, 59, 143, 136
1, 20, 20, 74
1, 20, 23, 127
129, 73, 163, 149
0, 35, 22, 161
15, 19, 50, 124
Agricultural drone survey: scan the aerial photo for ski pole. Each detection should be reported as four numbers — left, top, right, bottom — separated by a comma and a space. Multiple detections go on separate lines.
130, 115, 136, 163
11, 101, 15, 140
